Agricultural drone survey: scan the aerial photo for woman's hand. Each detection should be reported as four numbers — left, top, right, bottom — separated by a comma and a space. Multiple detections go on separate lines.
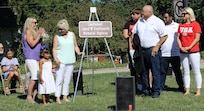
79, 52, 85, 56
55, 60, 61, 67
38, 27, 45, 38
180, 47, 188, 53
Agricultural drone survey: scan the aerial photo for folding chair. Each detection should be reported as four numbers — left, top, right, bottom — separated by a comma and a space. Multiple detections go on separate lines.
0, 69, 25, 95
0, 72, 6, 96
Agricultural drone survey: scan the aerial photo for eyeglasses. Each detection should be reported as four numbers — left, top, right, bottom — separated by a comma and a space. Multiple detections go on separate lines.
131, 12, 140, 15
0, 47, 4, 49
182, 12, 189, 16
32, 22, 38, 24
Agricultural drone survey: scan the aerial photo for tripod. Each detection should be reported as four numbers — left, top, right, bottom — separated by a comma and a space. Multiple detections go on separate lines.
73, 7, 118, 102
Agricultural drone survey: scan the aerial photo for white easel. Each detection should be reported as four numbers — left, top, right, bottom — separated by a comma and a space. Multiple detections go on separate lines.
73, 7, 119, 102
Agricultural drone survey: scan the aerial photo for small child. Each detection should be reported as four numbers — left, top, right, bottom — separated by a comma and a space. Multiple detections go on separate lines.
38, 47, 55, 106
1, 48, 24, 94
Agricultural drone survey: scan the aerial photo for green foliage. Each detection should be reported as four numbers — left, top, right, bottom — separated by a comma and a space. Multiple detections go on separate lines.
6, 0, 204, 63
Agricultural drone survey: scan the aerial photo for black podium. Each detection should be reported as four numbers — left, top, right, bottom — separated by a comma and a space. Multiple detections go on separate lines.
73, 69, 83, 95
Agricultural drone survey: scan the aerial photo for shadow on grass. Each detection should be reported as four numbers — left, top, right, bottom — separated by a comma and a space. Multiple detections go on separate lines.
163, 85, 184, 93
69, 92, 97, 97
17, 94, 57, 104
107, 105, 116, 111
17, 94, 27, 100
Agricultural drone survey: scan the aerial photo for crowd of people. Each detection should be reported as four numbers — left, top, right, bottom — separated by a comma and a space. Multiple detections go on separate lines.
123, 5, 202, 98
0, 4, 202, 107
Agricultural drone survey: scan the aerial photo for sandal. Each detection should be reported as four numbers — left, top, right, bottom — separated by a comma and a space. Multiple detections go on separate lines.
5, 87, 11, 95
19, 86, 24, 93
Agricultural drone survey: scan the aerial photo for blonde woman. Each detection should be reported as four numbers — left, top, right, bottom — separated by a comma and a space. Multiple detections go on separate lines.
177, 7, 202, 96
22, 17, 45, 103
53, 19, 82, 103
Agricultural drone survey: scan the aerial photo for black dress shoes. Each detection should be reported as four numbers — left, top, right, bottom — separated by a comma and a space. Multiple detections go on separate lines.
151, 94, 160, 98
140, 93, 149, 97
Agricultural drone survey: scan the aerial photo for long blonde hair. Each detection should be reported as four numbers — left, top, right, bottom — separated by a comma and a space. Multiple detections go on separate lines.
184, 7, 196, 21
23, 17, 38, 39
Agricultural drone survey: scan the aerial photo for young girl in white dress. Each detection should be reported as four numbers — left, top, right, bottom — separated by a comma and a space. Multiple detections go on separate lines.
38, 48, 56, 106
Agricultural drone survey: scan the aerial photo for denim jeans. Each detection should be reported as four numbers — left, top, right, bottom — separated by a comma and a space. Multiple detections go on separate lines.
141, 48, 161, 95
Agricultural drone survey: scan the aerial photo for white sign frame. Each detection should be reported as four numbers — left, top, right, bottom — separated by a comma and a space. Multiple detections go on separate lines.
79, 21, 112, 38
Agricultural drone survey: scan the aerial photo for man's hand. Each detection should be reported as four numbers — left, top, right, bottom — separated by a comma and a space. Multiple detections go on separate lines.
40, 78, 44, 84
152, 46, 160, 57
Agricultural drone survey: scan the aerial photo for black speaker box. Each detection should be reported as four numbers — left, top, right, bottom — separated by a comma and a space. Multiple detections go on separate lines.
73, 70, 83, 95
116, 76, 135, 111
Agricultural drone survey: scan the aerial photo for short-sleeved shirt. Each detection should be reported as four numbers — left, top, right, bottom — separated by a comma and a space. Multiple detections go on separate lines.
123, 20, 137, 36
124, 20, 137, 50
132, 15, 167, 48
161, 21, 180, 57
1, 57, 19, 72
178, 21, 202, 52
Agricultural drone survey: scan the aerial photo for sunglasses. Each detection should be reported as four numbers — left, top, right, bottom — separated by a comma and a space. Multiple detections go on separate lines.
182, 12, 189, 16
32, 22, 38, 24
44, 51, 49, 53
131, 12, 140, 15
58, 28, 64, 31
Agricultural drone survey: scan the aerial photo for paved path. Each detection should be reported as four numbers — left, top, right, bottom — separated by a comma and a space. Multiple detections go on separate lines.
81, 66, 129, 75
20, 66, 129, 79
21, 60, 204, 79
82, 60, 204, 75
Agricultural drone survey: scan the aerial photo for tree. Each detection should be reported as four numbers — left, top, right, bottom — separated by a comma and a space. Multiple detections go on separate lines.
5, 0, 204, 63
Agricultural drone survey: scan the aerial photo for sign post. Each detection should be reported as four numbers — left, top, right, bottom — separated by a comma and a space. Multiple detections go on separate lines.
73, 7, 118, 102
174, 0, 183, 20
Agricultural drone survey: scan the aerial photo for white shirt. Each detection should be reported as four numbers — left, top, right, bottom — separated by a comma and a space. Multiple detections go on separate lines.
160, 21, 180, 57
132, 15, 167, 48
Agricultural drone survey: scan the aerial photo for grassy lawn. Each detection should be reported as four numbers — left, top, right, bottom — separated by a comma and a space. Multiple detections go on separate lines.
0, 69, 204, 111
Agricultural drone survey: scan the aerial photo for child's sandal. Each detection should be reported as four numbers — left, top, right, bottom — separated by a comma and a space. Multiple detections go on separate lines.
5, 87, 10, 95
19, 86, 24, 93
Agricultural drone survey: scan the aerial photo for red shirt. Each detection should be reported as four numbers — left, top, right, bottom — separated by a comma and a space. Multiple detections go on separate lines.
178, 21, 202, 52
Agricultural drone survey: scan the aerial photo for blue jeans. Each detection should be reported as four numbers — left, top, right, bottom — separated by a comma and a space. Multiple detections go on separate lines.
141, 48, 161, 95
160, 56, 184, 90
